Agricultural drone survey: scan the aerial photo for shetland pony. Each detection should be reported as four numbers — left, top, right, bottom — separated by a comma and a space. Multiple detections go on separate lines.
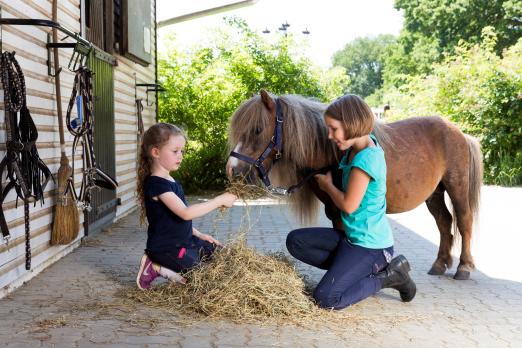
226, 90, 483, 280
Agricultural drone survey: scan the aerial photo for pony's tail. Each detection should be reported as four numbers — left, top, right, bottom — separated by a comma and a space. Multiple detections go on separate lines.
466, 134, 483, 222
451, 135, 482, 257
452, 134, 483, 253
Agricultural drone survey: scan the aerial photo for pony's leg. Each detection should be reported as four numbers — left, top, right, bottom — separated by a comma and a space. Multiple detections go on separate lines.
425, 185, 454, 276
444, 181, 475, 280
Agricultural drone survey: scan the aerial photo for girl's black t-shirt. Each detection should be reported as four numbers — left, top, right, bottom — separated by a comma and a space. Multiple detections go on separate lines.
144, 176, 192, 252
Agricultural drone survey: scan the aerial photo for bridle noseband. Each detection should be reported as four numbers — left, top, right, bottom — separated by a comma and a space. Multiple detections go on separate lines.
229, 99, 284, 192
229, 98, 330, 196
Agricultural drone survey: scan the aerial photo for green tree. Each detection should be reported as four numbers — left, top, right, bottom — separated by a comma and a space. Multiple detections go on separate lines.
383, 0, 521, 88
332, 35, 396, 97
382, 31, 441, 88
158, 18, 349, 192
395, 0, 521, 56
435, 31, 522, 186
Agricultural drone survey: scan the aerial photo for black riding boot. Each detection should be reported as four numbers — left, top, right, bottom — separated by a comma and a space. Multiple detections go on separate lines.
376, 254, 417, 302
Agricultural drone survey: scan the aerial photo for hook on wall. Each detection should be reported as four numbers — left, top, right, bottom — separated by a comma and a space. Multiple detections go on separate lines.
0, 14, 93, 75
135, 82, 166, 107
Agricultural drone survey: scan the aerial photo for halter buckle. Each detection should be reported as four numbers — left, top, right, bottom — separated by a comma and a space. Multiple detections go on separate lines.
267, 186, 288, 196
3, 235, 10, 246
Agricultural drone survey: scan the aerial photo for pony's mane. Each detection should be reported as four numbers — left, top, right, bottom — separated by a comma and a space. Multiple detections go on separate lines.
229, 94, 339, 224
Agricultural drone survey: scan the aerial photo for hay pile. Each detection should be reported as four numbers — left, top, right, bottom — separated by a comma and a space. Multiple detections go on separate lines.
125, 236, 319, 325
123, 180, 426, 329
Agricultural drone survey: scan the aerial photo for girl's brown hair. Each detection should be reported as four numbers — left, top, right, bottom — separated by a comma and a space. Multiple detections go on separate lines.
137, 123, 186, 224
325, 94, 375, 139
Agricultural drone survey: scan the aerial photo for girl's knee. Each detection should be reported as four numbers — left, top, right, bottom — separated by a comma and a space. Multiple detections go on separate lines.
313, 286, 338, 309
286, 229, 305, 255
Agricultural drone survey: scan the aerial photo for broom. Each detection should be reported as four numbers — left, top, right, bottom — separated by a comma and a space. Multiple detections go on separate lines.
50, 0, 79, 245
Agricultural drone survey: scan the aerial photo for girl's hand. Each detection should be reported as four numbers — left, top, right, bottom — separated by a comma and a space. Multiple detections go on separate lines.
314, 171, 333, 191
217, 192, 237, 208
197, 232, 223, 247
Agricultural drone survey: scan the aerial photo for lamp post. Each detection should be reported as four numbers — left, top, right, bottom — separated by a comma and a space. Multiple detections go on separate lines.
261, 21, 310, 37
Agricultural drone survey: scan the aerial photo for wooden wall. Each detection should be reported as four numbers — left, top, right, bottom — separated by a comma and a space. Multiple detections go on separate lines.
0, 0, 157, 297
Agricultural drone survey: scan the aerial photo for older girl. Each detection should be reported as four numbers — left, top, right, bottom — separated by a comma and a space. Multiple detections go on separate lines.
286, 95, 416, 309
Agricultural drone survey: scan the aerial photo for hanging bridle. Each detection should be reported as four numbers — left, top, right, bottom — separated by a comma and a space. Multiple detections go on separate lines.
64, 67, 118, 211
0, 51, 53, 269
229, 98, 331, 195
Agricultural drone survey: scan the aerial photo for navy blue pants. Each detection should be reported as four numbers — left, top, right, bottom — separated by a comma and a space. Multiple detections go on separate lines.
147, 236, 216, 273
286, 227, 393, 310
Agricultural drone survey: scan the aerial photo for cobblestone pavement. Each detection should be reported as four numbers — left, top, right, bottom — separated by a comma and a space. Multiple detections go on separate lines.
0, 186, 521, 347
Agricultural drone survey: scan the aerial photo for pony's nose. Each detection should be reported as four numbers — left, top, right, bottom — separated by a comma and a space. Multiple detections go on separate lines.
231, 167, 241, 178
226, 163, 241, 179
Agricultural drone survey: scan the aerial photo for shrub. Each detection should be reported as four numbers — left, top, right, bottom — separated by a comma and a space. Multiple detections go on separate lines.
158, 18, 349, 192
380, 29, 522, 186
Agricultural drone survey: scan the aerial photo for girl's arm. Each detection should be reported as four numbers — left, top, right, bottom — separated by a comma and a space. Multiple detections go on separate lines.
315, 169, 370, 214
156, 192, 236, 221
193, 227, 223, 246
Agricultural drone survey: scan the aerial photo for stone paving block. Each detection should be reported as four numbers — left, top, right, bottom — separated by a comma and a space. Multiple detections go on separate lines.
4, 342, 40, 348
242, 327, 278, 346
215, 327, 250, 346
314, 337, 350, 348
178, 335, 214, 348
112, 334, 180, 345
76, 341, 140, 348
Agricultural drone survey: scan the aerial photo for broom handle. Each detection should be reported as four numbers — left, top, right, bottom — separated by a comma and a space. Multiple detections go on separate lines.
52, 0, 66, 157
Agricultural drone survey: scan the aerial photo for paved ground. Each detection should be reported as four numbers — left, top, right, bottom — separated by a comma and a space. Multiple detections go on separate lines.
0, 186, 521, 347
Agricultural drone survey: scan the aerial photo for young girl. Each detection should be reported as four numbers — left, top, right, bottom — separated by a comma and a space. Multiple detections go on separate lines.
286, 94, 416, 310
136, 123, 237, 290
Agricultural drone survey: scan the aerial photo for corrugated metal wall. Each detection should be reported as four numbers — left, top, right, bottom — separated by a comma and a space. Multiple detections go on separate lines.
0, 0, 157, 297
85, 51, 117, 233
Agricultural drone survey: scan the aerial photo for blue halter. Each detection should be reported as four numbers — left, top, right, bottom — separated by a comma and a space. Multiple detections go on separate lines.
229, 99, 284, 193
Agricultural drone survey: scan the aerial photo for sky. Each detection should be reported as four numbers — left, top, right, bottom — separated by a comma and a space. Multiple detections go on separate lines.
156, 0, 404, 68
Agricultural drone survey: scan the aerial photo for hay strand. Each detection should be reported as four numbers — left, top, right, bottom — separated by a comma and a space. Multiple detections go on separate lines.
225, 178, 280, 201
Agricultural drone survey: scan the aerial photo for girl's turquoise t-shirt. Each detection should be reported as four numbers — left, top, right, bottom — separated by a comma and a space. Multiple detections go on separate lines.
339, 134, 393, 249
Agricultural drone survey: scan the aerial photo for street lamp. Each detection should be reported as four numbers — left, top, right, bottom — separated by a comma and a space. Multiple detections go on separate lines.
262, 21, 310, 36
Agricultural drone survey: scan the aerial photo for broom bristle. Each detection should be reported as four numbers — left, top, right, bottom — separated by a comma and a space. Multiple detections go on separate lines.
50, 162, 80, 245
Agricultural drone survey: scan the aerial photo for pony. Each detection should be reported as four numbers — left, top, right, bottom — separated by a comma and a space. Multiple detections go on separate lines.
226, 90, 483, 280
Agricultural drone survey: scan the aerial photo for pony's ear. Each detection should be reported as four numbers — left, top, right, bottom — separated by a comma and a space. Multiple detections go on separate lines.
260, 89, 275, 111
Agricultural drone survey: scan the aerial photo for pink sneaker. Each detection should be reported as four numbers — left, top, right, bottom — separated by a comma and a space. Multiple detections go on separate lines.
136, 254, 159, 290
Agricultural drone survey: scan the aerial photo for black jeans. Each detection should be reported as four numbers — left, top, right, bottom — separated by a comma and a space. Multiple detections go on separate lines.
286, 227, 393, 310
147, 236, 216, 273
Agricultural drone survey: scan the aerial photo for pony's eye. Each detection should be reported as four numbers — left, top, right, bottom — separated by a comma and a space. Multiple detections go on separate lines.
254, 127, 262, 135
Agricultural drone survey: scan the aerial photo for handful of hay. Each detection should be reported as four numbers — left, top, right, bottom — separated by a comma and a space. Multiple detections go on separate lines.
225, 179, 276, 201
126, 236, 317, 325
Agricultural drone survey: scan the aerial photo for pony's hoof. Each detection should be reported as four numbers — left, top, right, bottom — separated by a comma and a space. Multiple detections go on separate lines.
454, 270, 471, 280
428, 264, 446, 275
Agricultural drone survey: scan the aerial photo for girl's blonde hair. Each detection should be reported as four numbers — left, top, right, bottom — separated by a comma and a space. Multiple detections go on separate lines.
137, 123, 186, 225
325, 94, 375, 139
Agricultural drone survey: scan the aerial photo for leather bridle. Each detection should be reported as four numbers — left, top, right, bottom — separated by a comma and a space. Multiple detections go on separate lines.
229, 98, 331, 195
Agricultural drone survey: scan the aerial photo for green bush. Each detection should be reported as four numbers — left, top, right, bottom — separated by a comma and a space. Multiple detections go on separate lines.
380, 29, 522, 186
435, 30, 522, 186
158, 18, 349, 192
